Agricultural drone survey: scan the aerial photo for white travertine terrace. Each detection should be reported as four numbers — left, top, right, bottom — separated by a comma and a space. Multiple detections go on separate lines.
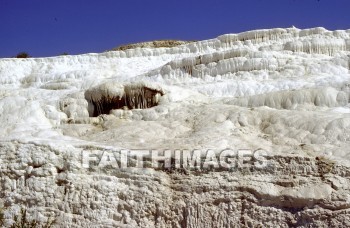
1, 27, 350, 227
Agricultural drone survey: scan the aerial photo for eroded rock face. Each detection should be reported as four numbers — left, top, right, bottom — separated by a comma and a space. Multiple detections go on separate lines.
1, 27, 350, 226
1, 142, 350, 227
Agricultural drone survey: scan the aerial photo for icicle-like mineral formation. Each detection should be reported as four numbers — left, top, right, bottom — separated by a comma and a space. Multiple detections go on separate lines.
84, 82, 164, 116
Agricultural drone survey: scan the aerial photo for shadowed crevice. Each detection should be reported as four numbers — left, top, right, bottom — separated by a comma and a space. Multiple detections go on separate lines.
85, 82, 164, 117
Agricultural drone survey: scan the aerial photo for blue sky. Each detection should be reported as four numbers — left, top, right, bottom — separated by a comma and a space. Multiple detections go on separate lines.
0, 0, 349, 58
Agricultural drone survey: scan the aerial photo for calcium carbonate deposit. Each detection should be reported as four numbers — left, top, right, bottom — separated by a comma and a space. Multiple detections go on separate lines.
1, 27, 350, 227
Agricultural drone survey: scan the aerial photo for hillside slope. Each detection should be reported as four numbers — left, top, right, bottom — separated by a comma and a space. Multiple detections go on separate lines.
1, 27, 350, 227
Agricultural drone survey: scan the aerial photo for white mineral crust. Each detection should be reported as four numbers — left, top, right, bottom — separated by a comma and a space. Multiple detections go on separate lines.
1, 27, 350, 227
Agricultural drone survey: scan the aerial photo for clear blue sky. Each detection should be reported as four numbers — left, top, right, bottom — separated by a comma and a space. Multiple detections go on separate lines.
1, 0, 349, 58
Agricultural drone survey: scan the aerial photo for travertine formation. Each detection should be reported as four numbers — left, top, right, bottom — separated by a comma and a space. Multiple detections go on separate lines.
1, 141, 350, 227
1, 27, 350, 227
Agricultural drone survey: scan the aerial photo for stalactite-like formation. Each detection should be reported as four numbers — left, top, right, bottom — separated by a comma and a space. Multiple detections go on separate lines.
91, 27, 350, 61
85, 82, 164, 117
284, 38, 347, 55
124, 84, 163, 110
152, 28, 350, 80
162, 48, 278, 78
218, 28, 299, 46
